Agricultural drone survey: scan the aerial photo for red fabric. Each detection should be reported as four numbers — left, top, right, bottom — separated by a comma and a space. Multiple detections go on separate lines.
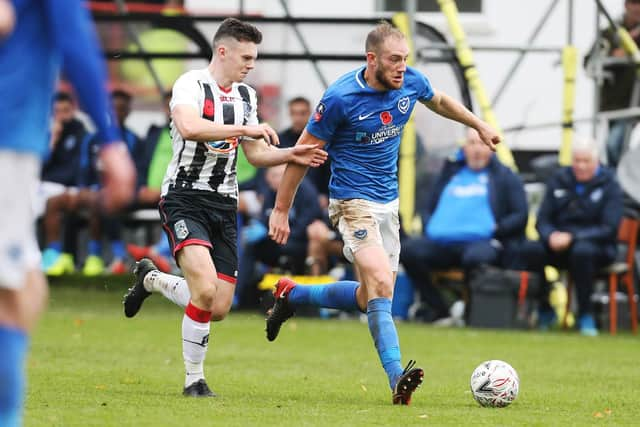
217, 272, 237, 284
174, 239, 212, 254
185, 301, 212, 323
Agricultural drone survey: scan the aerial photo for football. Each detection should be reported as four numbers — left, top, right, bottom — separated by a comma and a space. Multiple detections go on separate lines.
470, 360, 519, 408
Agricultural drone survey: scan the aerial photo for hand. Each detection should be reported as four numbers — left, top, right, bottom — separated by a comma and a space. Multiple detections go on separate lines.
548, 231, 572, 252
269, 207, 291, 245
290, 144, 328, 167
476, 123, 500, 152
99, 142, 136, 213
244, 123, 280, 146
49, 120, 63, 149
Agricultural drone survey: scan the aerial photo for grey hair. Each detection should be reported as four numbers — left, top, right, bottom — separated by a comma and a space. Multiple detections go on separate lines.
571, 136, 600, 158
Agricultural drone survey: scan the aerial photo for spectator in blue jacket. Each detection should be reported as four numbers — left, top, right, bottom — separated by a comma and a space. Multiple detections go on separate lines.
400, 129, 528, 322
522, 137, 623, 336
39, 92, 92, 275
236, 164, 322, 308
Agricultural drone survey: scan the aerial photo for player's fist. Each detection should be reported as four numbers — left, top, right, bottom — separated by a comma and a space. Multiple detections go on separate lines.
268, 207, 290, 245
477, 124, 500, 152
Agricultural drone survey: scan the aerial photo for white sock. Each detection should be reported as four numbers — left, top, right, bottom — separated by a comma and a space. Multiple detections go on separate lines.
182, 308, 210, 387
144, 270, 191, 308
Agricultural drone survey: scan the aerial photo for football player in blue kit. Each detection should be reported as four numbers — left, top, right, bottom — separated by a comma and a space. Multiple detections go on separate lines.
0, 1, 135, 425
266, 21, 500, 405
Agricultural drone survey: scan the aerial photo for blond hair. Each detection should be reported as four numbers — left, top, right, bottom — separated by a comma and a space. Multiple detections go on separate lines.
365, 21, 405, 54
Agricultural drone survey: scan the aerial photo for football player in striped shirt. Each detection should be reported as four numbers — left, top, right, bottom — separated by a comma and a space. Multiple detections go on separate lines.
123, 18, 327, 397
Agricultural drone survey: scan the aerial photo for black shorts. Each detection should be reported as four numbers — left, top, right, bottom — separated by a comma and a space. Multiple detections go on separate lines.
159, 190, 237, 283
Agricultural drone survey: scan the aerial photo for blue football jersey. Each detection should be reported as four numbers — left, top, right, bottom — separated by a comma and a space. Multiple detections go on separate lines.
0, 0, 118, 158
306, 66, 433, 203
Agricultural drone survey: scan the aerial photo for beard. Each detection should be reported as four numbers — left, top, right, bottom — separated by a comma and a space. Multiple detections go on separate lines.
375, 65, 403, 90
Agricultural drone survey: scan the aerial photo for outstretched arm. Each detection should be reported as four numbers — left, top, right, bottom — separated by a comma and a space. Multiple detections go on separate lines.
422, 90, 500, 151
269, 130, 327, 245
241, 136, 327, 168
172, 104, 280, 145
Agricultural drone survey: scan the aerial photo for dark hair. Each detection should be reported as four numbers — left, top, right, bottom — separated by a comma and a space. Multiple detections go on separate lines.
53, 91, 74, 104
365, 20, 404, 54
213, 18, 262, 47
111, 89, 132, 102
288, 96, 310, 108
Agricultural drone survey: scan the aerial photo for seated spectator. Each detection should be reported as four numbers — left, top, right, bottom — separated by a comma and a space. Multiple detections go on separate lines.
400, 128, 528, 322
305, 218, 345, 276
278, 97, 339, 275
39, 92, 91, 275
127, 91, 177, 273
235, 164, 321, 308
520, 137, 623, 336
43, 90, 141, 276
278, 96, 311, 148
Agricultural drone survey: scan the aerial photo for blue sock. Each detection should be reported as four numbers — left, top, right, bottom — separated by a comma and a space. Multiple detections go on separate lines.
0, 327, 28, 427
367, 298, 404, 390
288, 281, 360, 311
47, 241, 62, 252
110, 240, 126, 259
88, 240, 102, 256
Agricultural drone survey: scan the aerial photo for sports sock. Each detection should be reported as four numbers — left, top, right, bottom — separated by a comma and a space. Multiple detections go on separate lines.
143, 270, 190, 308
47, 241, 62, 252
0, 327, 28, 427
182, 302, 211, 387
288, 281, 360, 310
110, 240, 126, 259
367, 298, 404, 390
87, 240, 102, 256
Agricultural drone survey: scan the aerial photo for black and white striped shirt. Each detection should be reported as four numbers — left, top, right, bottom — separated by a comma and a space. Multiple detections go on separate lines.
162, 68, 259, 198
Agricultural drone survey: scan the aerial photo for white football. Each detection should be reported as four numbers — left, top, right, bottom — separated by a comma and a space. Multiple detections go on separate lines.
470, 360, 519, 408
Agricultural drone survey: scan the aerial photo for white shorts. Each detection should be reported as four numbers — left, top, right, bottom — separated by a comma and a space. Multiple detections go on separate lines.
0, 151, 42, 290
328, 198, 401, 272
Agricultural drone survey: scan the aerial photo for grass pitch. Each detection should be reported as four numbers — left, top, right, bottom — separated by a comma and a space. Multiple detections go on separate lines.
26, 285, 639, 426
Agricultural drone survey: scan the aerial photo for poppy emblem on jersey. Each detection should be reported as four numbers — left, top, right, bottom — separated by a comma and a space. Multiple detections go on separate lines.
314, 102, 326, 122
380, 111, 393, 125
206, 137, 239, 154
398, 96, 410, 114
203, 98, 215, 117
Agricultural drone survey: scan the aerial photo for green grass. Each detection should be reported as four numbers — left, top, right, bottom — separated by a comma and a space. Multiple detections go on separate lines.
26, 285, 639, 426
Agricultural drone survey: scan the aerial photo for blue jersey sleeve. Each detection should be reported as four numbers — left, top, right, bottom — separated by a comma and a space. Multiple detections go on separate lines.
306, 90, 346, 142
44, 0, 119, 145
417, 72, 435, 102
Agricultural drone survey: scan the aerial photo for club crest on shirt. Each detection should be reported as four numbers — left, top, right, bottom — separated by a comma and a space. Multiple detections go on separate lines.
175, 219, 189, 240
353, 229, 367, 240
398, 96, 410, 114
314, 102, 326, 122
591, 188, 603, 202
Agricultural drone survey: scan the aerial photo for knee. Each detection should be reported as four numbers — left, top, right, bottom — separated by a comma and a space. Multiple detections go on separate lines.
190, 285, 217, 312
569, 241, 597, 263
367, 272, 394, 299
210, 310, 227, 322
